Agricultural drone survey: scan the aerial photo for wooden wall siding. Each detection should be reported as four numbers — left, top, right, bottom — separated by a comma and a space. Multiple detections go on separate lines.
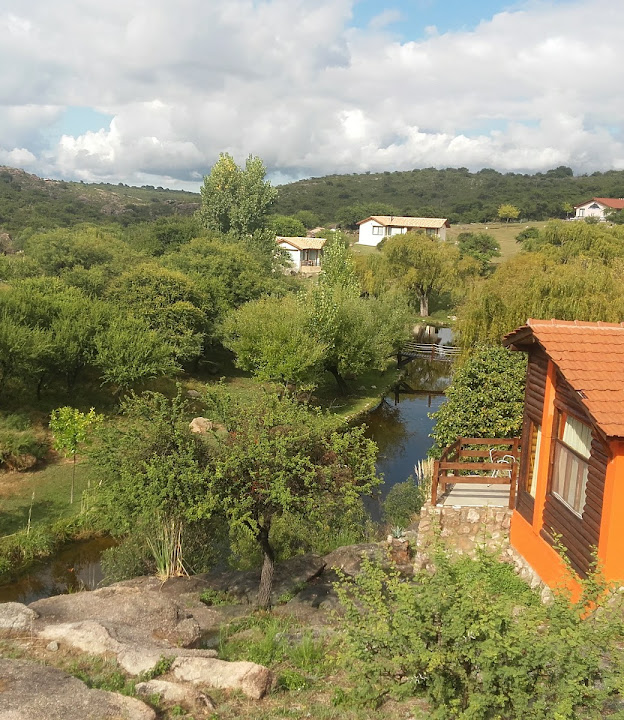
516, 348, 548, 522
540, 372, 608, 578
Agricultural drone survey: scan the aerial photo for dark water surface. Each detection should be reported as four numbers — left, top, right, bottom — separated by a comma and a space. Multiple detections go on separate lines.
0, 536, 116, 604
364, 356, 451, 499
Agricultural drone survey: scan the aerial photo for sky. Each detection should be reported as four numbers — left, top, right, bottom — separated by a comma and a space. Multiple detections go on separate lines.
1, 0, 622, 190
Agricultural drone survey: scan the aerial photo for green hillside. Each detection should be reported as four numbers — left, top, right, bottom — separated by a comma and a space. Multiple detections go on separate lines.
0, 167, 200, 234
273, 166, 624, 224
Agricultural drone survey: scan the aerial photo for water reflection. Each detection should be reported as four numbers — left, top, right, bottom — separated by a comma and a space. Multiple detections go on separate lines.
0, 536, 116, 604
365, 356, 451, 497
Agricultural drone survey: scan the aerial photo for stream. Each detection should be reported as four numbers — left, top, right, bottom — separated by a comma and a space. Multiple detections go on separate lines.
0, 327, 453, 603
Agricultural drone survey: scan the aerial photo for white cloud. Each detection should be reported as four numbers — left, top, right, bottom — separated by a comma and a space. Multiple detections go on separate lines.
0, 0, 623, 188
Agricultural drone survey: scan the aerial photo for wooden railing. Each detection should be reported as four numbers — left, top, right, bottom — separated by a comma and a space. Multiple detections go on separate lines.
431, 437, 521, 509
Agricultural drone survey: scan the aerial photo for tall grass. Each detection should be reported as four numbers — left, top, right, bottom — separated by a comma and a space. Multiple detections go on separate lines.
145, 517, 187, 581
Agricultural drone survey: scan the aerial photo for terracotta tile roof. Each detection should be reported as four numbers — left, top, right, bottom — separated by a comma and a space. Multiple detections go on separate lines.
574, 197, 624, 210
503, 319, 624, 437
276, 236, 326, 251
356, 215, 449, 229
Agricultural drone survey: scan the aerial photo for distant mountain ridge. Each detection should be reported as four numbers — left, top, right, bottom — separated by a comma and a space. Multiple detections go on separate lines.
0, 166, 200, 234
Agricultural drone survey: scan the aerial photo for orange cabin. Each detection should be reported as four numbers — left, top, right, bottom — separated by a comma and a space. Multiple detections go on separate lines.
503, 319, 624, 593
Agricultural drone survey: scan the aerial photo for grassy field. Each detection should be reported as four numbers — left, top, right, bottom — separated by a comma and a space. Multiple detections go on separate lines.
447, 220, 549, 261
0, 462, 92, 537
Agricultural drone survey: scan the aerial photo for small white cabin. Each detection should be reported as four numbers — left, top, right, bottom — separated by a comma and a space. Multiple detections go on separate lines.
574, 198, 624, 221
357, 216, 450, 246
276, 236, 325, 274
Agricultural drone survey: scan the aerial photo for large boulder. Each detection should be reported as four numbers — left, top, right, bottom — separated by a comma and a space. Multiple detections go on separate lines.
0, 603, 38, 636
0, 658, 155, 720
171, 656, 273, 700
30, 579, 201, 649
135, 679, 216, 712
323, 543, 385, 577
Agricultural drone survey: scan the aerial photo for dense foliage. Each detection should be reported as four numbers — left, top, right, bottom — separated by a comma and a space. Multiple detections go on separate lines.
337, 550, 624, 718
429, 346, 526, 456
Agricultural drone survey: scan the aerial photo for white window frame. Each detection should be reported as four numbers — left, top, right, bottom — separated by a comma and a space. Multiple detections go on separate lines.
551, 414, 591, 517
371, 225, 384, 235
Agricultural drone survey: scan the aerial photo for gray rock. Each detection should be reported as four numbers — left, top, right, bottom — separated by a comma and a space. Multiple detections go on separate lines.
323, 543, 385, 577
135, 679, 216, 711
186, 389, 201, 399
46, 641, 59, 652
30, 580, 201, 649
0, 658, 155, 720
38, 620, 123, 656
0, 602, 38, 635
171, 656, 273, 700
189, 417, 213, 434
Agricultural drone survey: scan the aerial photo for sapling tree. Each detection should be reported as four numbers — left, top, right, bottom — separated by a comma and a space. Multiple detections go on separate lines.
50, 406, 101, 504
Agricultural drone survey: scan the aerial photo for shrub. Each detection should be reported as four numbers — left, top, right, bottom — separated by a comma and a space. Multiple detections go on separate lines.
336, 549, 624, 717
382, 477, 424, 527
0, 428, 49, 471
100, 535, 153, 584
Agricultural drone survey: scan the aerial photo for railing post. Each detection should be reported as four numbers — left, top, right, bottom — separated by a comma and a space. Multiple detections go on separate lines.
432, 459, 439, 505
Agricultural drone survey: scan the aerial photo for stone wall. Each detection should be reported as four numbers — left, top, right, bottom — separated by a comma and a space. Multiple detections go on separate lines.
414, 502, 548, 599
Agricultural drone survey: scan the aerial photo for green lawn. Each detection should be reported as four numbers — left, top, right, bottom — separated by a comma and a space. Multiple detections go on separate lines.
0, 462, 92, 536
447, 221, 549, 261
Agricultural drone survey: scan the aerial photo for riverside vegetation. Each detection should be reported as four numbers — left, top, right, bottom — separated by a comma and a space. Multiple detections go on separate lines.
3, 155, 624, 717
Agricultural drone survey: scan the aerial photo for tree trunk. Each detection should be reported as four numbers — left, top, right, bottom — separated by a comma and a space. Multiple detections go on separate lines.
328, 365, 348, 394
419, 294, 429, 318
256, 524, 275, 610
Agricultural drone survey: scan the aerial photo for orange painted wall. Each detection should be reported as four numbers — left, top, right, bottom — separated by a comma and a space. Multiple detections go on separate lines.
598, 441, 624, 582
510, 510, 581, 598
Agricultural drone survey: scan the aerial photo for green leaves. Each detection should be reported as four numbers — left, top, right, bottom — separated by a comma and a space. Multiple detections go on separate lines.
430, 345, 526, 456
337, 550, 624, 718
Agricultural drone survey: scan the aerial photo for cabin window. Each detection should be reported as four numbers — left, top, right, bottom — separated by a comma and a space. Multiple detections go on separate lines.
577, 209, 585, 217
551, 414, 592, 516
527, 423, 541, 498
425, 228, 437, 237
372, 225, 384, 235
589, 203, 601, 209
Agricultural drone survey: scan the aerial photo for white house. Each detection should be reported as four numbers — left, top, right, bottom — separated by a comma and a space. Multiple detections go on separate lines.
276, 236, 325, 273
356, 216, 450, 246
574, 198, 624, 220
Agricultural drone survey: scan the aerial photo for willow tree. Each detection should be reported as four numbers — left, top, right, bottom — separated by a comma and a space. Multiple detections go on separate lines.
381, 231, 458, 317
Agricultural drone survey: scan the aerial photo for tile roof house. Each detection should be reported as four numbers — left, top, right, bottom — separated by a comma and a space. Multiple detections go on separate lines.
503, 319, 624, 593
356, 216, 449, 247
276, 236, 325, 274
574, 198, 624, 221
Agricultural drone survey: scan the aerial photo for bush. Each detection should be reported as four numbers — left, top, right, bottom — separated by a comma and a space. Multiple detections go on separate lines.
0, 428, 49, 471
336, 549, 624, 718
382, 477, 424, 527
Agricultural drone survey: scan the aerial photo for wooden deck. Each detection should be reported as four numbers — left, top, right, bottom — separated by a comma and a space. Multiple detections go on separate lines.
432, 437, 521, 509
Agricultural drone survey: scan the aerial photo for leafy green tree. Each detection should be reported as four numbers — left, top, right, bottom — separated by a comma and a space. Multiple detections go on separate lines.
457, 232, 500, 273
429, 345, 526, 456
50, 406, 101, 504
221, 295, 326, 390
562, 201, 574, 219
268, 214, 307, 237
203, 390, 380, 608
294, 210, 320, 229
107, 264, 207, 363
515, 226, 539, 243
497, 204, 520, 222
198, 153, 277, 238
381, 231, 458, 317
94, 315, 180, 392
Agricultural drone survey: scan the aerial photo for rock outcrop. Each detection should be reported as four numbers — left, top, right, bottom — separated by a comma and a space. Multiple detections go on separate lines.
0, 658, 156, 720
